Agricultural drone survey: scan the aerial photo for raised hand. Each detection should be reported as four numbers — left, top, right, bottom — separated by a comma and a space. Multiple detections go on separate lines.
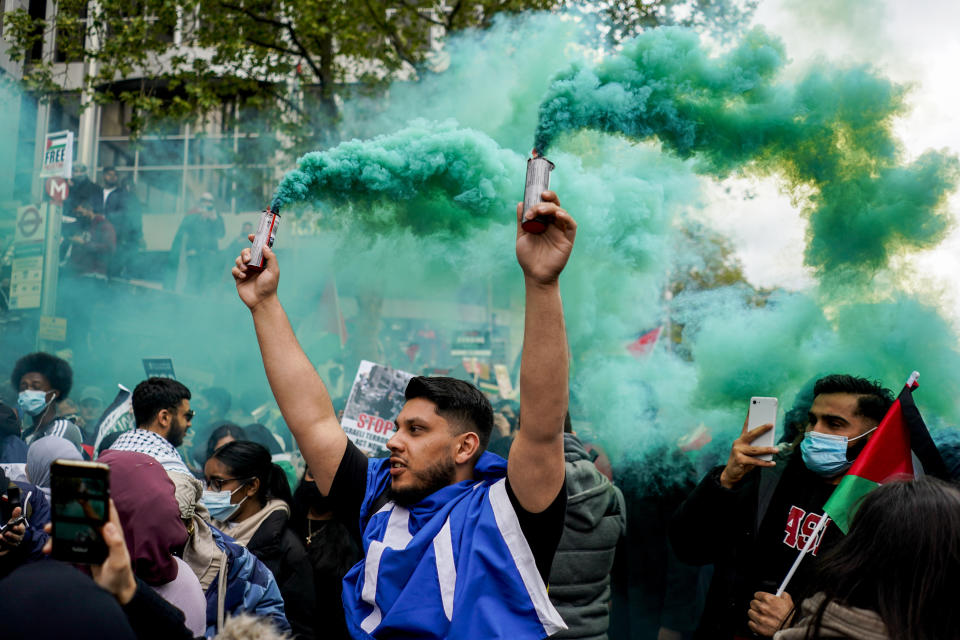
233, 234, 280, 311
516, 191, 577, 286
719, 417, 779, 488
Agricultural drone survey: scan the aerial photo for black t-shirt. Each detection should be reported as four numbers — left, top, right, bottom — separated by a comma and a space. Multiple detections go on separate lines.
328, 440, 566, 583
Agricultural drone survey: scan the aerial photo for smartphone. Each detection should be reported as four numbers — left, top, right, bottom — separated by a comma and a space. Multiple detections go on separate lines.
50, 459, 110, 564
748, 397, 778, 461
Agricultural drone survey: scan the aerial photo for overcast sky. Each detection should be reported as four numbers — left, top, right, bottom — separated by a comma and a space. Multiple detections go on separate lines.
702, 0, 960, 317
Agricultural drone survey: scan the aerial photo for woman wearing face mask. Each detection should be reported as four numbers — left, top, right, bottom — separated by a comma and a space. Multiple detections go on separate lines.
203, 441, 315, 639
10, 352, 84, 452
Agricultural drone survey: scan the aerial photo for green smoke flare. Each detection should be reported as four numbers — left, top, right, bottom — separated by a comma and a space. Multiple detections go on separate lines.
273, 120, 520, 235
533, 26, 960, 279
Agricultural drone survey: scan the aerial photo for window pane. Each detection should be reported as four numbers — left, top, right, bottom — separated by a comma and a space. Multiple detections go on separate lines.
138, 137, 186, 167
189, 137, 235, 166
99, 103, 133, 137
98, 140, 135, 169
137, 169, 182, 215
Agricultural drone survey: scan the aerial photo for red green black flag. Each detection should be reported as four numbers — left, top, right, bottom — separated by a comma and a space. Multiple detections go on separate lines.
823, 373, 948, 533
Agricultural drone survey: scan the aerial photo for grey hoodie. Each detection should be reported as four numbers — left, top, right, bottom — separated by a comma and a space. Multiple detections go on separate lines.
548, 433, 627, 640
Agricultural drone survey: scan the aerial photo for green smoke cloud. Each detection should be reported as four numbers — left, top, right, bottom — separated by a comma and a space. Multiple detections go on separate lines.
273, 121, 521, 235
263, 17, 960, 482
533, 26, 960, 279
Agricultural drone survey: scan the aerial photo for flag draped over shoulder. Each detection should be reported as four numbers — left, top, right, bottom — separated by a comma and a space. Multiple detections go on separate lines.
823, 376, 949, 533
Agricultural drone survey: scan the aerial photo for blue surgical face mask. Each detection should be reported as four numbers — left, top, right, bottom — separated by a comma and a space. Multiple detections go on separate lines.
18, 390, 53, 418
201, 485, 248, 522
801, 428, 877, 477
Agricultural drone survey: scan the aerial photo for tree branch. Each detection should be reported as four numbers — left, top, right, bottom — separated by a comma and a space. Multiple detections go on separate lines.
218, 1, 324, 79
362, 0, 420, 69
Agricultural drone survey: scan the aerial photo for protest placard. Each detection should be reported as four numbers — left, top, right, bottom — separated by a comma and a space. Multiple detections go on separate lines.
341, 360, 414, 455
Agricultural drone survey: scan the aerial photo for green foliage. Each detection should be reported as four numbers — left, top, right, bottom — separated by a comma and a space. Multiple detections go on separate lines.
2, 0, 757, 149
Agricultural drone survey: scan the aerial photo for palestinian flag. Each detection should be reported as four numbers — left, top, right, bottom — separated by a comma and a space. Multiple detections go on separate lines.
823, 373, 949, 533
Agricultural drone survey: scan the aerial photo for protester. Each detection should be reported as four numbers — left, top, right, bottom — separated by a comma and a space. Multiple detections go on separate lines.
0, 465, 50, 579
63, 163, 104, 220
670, 375, 895, 638
290, 467, 360, 640
109, 377, 194, 475
0, 402, 26, 464
232, 190, 576, 637
26, 435, 82, 497
164, 466, 290, 636
204, 422, 247, 463
2, 492, 289, 640
170, 192, 226, 293
68, 198, 117, 277
204, 440, 315, 639
11, 352, 84, 450
78, 386, 106, 424
775, 477, 960, 640
548, 415, 627, 640
101, 166, 142, 278
99, 449, 207, 638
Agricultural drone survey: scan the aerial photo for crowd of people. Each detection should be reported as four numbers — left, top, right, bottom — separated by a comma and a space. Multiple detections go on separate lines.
59, 165, 229, 290
2, 190, 960, 640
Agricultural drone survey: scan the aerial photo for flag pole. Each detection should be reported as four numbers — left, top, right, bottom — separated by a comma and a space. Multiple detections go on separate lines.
775, 514, 831, 596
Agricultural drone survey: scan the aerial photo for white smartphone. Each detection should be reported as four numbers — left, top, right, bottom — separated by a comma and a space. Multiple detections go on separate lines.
748, 397, 778, 461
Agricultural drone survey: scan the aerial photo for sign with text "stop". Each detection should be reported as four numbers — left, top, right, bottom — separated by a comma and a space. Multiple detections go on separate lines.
45, 177, 69, 205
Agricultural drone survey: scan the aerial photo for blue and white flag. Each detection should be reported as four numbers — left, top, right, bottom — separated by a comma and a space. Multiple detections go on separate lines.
342, 452, 566, 639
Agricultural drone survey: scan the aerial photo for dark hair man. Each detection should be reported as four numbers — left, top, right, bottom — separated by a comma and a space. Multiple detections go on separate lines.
10, 352, 83, 450
101, 166, 142, 278
670, 374, 895, 639
108, 377, 193, 475
233, 192, 576, 639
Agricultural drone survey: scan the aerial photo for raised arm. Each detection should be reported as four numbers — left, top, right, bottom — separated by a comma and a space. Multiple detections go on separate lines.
507, 191, 577, 513
233, 240, 347, 493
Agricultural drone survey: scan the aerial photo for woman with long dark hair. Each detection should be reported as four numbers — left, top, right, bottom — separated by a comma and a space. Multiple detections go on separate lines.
203, 440, 315, 639
776, 477, 960, 639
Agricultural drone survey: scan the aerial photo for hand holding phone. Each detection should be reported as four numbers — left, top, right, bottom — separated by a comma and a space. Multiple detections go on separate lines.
41, 497, 137, 605
0, 514, 26, 536
719, 398, 780, 489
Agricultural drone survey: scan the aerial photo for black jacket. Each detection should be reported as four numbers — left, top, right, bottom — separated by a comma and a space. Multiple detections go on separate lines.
248, 510, 317, 640
669, 452, 789, 639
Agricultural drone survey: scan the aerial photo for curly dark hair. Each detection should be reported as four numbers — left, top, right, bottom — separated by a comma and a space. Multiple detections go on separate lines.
11, 352, 73, 400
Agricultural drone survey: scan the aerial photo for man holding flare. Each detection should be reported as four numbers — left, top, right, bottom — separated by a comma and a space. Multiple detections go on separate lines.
232, 191, 575, 639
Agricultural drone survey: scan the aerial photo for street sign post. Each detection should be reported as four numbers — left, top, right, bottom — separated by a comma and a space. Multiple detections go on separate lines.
45, 177, 69, 205
36, 130, 74, 349
38, 316, 68, 342
40, 131, 74, 179
14, 204, 45, 245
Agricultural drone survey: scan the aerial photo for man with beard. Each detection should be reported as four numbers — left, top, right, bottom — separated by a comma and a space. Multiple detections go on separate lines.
233, 191, 575, 639
669, 375, 895, 639
109, 377, 194, 475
